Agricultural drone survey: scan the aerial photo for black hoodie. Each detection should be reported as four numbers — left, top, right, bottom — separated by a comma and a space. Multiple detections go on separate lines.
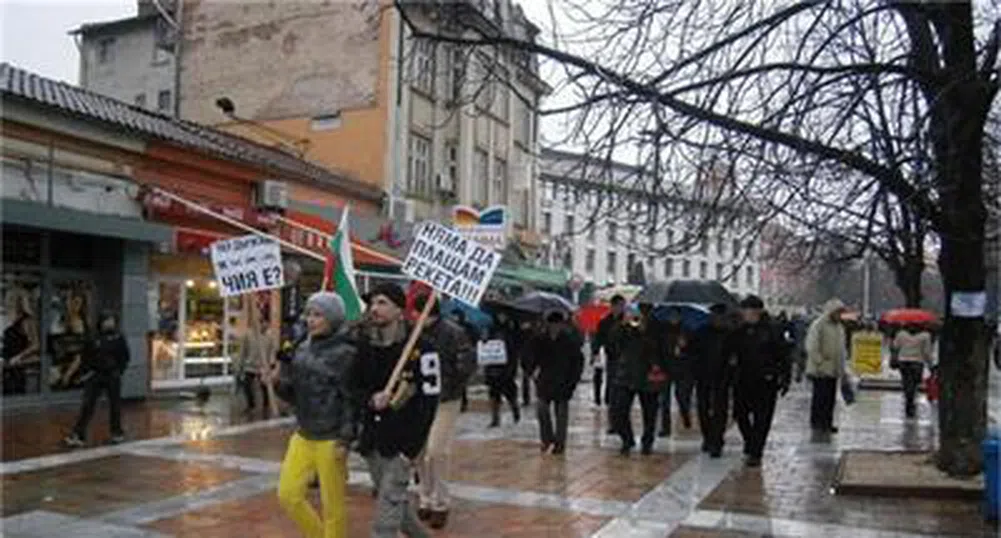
87, 316, 129, 376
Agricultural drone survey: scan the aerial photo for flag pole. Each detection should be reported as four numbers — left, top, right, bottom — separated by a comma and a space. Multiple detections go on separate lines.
383, 290, 438, 394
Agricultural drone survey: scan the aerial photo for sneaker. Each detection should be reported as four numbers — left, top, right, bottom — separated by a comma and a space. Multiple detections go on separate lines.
63, 434, 85, 448
428, 510, 449, 530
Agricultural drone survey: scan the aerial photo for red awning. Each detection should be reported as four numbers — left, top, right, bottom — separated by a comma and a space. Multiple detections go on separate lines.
279, 210, 397, 268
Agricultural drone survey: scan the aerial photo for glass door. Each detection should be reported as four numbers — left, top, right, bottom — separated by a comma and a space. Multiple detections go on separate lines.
182, 279, 227, 379
151, 280, 183, 383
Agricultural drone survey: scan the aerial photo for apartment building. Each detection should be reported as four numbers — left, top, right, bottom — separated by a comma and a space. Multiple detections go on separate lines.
539, 148, 761, 296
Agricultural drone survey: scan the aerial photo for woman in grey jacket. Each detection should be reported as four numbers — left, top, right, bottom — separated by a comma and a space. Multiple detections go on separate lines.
265, 291, 358, 538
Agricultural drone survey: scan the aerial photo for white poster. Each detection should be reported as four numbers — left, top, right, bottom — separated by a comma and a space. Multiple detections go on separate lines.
950, 291, 987, 318
209, 235, 284, 297
477, 339, 508, 366
401, 221, 501, 308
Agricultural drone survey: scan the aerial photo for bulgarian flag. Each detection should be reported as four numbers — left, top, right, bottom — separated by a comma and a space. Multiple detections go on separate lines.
323, 207, 364, 321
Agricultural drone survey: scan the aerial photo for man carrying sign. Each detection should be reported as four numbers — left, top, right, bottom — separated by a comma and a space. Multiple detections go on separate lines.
413, 294, 477, 530
354, 284, 439, 538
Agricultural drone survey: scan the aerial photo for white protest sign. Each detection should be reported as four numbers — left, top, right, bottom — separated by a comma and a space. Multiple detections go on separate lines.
477, 339, 508, 366
209, 234, 284, 297
401, 221, 501, 308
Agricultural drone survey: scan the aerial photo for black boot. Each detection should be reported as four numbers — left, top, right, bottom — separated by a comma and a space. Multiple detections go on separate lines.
511, 402, 521, 423
489, 401, 501, 428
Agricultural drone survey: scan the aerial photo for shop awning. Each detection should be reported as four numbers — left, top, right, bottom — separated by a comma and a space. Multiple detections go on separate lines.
278, 210, 399, 268
2, 198, 172, 243
493, 264, 569, 291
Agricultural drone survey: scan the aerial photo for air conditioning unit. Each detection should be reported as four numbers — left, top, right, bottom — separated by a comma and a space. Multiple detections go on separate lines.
256, 180, 289, 210
392, 198, 417, 223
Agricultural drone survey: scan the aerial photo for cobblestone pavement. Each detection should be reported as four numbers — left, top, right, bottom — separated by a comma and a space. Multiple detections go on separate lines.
1, 379, 997, 537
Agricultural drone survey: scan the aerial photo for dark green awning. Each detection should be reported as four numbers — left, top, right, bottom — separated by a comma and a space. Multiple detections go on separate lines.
2, 199, 172, 243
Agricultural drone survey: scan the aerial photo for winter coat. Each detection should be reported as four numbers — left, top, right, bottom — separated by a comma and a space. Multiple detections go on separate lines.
805, 299, 847, 378
528, 327, 585, 401
87, 331, 130, 376
235, 329, 277, 375
484, 323, 518, 382
592, 313, 625, 364
689, 324, 734, 382
892, 330, 933, 364
613, 320, 669, 392
733, 318, 791, 387
354, 325, 438, 459
425, 317, 477, 402
275, 329, 358, 443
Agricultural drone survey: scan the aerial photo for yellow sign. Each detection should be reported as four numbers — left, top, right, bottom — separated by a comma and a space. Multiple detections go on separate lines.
851, 331, 883, 375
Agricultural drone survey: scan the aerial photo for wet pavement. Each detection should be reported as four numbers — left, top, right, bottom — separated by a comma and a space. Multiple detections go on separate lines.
1, 380, 997, 537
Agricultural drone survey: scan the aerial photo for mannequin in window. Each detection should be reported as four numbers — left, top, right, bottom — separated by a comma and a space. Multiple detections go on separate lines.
3, 286, 40, 394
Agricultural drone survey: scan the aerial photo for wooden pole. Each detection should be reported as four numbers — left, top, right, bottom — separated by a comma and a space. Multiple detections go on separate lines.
383, 291, 438, 394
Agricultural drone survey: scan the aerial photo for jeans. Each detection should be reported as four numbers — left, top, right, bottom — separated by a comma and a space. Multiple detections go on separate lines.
417, 400, 461, 511
899, 362, 924, 416
277, 433, 348, 538
241, 371, 270, 411
537, 398, 569, 449
612, 387, 658, 448
73, 373, 123, 439
809, 376, 837, 430
734, 380, 779, 458
367, 455, 429, 538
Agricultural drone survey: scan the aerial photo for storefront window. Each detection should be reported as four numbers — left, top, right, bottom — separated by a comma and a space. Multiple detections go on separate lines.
48, 279, 95, 391
183, 279, 226, 378
152, 282, 182, 382
2, 273, 42, 395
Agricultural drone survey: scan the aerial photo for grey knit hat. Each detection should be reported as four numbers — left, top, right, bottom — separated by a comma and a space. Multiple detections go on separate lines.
306, 291, 346, 329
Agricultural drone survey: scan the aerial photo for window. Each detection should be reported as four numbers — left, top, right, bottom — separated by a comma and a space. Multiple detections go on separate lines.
746, 266, 754, 288
699, 261, 708, 279
733, 265, 740, 285
699, 237, 709, 255
664, 258, 674, 278
564, 215, 575, 235
445, 143, 458, 192
494, 66, 510, 120
473, 149, 489, 205
717, 236, 725, 257
732, 239, 741, 259
543, 182, 557, 202
519, 104, 532, 143
450, 46, 465, 101
407, 133, 431, 196
492, 158, 507, 204
627, 253, 636, 274
587, 222, 596, 241
607, 251, 618, 279
608, 222, 617, 242
542, 212, 552, 234
96, 38, 115, 64
586, 249, 596, 272
629, 225, 637, 243
157, 90, 172, 112
682, 259, 691, 277
666, 229, 675, 248
647, 257, 655, 273
716, 263, 723, 281
134, 93, 146, 107
411, 38, 434, 94
563, 249, 573, 269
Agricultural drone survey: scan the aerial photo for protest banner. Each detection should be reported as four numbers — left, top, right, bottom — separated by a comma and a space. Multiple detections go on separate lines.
477, 340, 508, 366
210, 235, 284, 297
851, 331, 883, 375
400, 221, 502, 308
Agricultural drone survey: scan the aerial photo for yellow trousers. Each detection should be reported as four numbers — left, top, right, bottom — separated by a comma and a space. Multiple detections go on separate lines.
277, 432, 348, 538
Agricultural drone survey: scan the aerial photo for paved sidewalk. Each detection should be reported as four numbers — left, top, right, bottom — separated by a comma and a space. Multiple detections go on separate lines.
1, 382, 995, 537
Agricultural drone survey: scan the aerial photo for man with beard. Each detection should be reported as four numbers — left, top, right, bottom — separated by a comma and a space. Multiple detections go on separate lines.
355, 284, 437, 538
731, 295, 791, 467
592, 295, 626, 434
688, 304, 734, 458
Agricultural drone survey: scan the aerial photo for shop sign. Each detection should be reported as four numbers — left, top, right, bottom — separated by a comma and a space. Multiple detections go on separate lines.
851, 331, 883, 375
401, 221, 501, 308
451, 205, 507, 251
210, 234, 285, 297
477, 339, 508, 366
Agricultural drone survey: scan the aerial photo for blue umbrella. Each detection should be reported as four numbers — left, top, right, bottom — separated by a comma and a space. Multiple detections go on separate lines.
440, 298, 493, 333
651, 303, 712, 333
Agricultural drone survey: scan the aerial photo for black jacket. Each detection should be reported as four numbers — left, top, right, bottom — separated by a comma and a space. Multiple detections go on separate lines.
732, 319, 791, 387
592, 313, 624, 364
485, 322, 518, 381
276, 330, 359, 443
425, 317, 477, 402
87, 331, 130, 375
689, 324, 734, 382
612, 321, 669, 392
527, 327, 585, 401
355, 325, 439, 459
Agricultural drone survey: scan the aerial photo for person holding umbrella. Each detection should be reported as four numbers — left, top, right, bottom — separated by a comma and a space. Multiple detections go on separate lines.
655, 306, 690, 437
689, 304, 735, 458
891, 323, 934, 418
611, 304, 668, 455
526, 309, 585, 455
592, 295, 626, 433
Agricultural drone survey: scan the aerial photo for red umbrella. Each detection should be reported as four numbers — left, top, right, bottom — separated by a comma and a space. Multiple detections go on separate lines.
880, 308, 938, 325
577, 303, 610, 334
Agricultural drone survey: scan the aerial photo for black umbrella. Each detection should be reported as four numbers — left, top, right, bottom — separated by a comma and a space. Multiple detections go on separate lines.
511, 291, 576, 315
479, 298, 537, 321
635, 280, 737, 307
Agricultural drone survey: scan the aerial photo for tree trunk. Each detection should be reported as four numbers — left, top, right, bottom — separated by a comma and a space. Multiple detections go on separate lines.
933, 87, 990, 477
892, 261, 924, 308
